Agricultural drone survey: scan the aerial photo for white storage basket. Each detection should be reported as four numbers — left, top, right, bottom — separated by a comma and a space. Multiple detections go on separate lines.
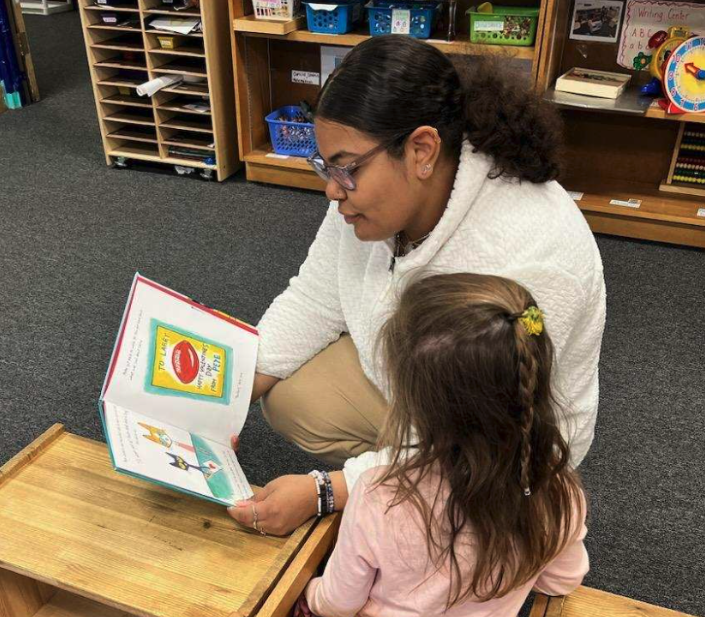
253, 0, 301, 21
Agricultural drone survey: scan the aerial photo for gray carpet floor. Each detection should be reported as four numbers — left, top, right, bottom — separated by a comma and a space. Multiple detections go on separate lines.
1, 12, 704, 616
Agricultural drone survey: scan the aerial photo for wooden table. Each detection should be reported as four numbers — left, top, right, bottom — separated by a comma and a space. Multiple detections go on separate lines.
530, 586, 698, 617
0, 425, 339, 617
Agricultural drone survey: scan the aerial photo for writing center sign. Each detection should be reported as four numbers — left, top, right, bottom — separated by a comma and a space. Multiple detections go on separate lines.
618, 0, 705, 69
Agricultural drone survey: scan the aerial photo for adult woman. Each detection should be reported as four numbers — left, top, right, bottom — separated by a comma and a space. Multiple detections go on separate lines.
228, 36, 606, 536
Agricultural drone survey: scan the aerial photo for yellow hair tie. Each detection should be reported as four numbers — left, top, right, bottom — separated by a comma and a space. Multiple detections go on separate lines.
519, 306, 544, 336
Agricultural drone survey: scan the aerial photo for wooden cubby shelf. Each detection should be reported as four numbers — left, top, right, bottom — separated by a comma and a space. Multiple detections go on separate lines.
228, 0, 705, 248
233, 16, 536, 59
229, 0, 544, 193
78, 0, 240, 181
537, 0, 705, 248
84, 4, 140, 12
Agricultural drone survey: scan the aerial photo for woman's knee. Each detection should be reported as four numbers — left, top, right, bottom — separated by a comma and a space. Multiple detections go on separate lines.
260, 378, 306, 442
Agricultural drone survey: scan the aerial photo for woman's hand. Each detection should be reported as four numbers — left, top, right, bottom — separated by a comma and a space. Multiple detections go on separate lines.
228, 474, 318, 536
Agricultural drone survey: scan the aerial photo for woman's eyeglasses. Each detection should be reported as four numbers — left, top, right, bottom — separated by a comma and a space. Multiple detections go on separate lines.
307, 140, 395, 191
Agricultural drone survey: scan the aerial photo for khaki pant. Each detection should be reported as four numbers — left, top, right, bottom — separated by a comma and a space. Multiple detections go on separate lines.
261, 335, 389, 466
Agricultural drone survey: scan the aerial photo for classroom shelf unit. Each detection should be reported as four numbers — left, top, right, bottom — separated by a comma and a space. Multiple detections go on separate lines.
229, 0, 551, 191
78, 0, 240, 181
229, 0, 705, 248
537, 0, 705, 249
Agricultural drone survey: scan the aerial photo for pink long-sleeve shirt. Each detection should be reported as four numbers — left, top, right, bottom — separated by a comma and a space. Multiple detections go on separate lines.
305, 468, 589, 617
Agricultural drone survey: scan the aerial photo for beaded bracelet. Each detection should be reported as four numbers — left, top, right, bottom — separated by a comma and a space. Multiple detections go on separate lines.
309, 470, 335, 517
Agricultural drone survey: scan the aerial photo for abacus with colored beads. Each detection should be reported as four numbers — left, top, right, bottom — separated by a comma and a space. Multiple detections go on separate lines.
661, 123, 705, 196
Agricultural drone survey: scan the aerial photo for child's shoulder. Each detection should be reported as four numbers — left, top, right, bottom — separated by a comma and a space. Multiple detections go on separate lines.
355, 466, 446, 513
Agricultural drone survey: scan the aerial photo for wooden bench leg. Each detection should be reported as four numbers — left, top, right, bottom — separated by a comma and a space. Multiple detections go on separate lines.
0, 570, 56, 617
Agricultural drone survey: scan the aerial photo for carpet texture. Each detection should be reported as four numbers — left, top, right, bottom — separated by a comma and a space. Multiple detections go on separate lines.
1, 12, 703, 616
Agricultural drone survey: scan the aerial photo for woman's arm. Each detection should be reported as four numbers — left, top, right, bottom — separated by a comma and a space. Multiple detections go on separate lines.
256, 203, 347, 381
250, 373, 280, 403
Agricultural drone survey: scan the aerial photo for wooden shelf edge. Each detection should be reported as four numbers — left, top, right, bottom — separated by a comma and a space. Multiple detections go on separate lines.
245, 160, 324, 191
83, 5, 139, 12
576, 195, 705, 229
582, 209, 705, 249
644, 106, 705, 125
145, 28, 203, 38
0, 425, 65, 488
108, 147, 217, 169
148, 48, 206, 58
152, 68, 207, 77
244, 148, 312, 171
161, 122, 213, 133
234, 24, 535, 58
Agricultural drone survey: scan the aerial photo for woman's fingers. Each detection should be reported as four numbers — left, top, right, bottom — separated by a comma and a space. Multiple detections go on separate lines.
227, 475, 319, 536
227, 499, 266, 529
230, 434, 240, 452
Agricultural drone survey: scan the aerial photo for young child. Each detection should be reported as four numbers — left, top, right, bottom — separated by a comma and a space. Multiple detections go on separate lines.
296, 273, 589, 617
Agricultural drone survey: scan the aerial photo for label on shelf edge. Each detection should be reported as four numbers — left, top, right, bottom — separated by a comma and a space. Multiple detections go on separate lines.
568, 191, 584, 201
609, 198, 642, 209
266, 153, 290, 159
697, 208, 705, 218
292, 70, 320, 86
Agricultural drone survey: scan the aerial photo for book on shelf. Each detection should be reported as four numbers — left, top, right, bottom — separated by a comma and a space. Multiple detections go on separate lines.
99, 273, 259, 506
555, 67, 631, 99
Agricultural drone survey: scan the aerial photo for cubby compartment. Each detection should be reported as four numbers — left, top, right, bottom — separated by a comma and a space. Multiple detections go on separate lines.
89, 30, 144, 51
142, 0, 201, 16
150, 55, 207, 76
99, 83, 153, 107
146, 32, 205, 56
160, 126, 215, 150
159, 111, 212, 132
93, 47, 147, 70
95, 66, 149, 89
83, 7, 141, 29
84, 0, 139, 13
78, 0, 238, 180
106, 124, 159, 143
103, 103, 156, 125
156, 91, 211, 115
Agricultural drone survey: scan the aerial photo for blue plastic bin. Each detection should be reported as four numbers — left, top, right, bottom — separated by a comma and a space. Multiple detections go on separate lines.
304, 0, 364, 34
366, 0, 440, 38
265, 106, 317, 158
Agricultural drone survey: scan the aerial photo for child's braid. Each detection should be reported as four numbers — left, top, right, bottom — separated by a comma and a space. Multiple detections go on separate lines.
514, 328, 538, 496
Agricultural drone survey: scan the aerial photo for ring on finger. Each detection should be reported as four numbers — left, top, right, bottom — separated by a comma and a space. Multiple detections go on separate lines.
251, 504, 267, 536
252, 503, 260, 532
251, 503, 266, 536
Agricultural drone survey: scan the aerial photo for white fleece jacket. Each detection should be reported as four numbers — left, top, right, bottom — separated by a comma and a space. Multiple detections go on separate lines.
257, 142, 606, 492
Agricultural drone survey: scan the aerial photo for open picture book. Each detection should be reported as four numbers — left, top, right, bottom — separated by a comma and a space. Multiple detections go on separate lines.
99, 273, 259, 506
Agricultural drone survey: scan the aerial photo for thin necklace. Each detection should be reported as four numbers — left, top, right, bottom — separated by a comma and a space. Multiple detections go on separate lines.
390, 230, 432, 272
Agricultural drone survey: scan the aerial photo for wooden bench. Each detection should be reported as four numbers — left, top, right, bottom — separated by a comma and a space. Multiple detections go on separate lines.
531, 586, 698, 617
0, 425, 339, 617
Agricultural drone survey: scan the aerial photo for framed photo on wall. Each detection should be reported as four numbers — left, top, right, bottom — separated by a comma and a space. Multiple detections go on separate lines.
570, 0, 624, 43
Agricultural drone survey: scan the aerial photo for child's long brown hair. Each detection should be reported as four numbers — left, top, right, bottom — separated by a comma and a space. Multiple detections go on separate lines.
377, 273, 584, 608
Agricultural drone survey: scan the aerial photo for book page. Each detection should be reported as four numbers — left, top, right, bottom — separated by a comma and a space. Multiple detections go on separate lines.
101, 274, 258, 443
103, 401, 253, 506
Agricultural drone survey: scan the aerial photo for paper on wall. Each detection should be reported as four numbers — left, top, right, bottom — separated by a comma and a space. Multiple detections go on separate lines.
320, 45, 353, 87
617, 0, 705, 69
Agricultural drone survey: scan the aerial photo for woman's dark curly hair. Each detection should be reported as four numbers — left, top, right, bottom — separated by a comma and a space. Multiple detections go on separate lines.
315, 36, 563, 183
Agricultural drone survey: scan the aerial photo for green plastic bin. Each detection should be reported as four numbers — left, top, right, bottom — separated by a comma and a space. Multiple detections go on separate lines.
467, 6, 539, 46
